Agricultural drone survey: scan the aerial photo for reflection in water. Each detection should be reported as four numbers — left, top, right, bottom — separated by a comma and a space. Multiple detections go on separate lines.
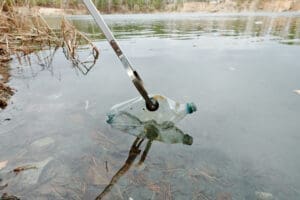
14, 44, 97, 81
45, 14, 300, 45
62, 45, 98, 75
96, 137, 152, 200
61, 19, 99, 75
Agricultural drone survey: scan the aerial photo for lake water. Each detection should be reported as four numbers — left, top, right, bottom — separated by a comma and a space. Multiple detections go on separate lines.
1, 13, 300, 199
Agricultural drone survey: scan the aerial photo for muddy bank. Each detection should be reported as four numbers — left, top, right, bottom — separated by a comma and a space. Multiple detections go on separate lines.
0, 39, 13, 109
0, 65, 13, 109
0, 84, 13, 109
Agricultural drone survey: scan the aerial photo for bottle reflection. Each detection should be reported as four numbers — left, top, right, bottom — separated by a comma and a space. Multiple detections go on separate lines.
95, 137, 153, 200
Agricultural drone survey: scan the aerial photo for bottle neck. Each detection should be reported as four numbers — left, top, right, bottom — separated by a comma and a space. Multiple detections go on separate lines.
186, 102, 197, 114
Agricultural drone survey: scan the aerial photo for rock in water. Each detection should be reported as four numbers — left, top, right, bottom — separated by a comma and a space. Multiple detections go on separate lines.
0, 193, 20, 200
255, 191, 273, 200
31, 137, 55, 148
14, 157, 53, 186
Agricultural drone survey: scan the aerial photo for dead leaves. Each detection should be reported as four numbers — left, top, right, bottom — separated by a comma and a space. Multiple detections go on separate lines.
0, 160, 8, 170
147, 183, 161, 193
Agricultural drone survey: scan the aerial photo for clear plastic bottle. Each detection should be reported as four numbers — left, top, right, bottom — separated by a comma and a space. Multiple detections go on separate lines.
107, 111, 193, 145
107, 94, 197, 124
106, 95, 196, 145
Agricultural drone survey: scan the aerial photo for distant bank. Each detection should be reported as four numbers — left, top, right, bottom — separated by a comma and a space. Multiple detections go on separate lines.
16, 0, 300, 15
180, 0, 300, 13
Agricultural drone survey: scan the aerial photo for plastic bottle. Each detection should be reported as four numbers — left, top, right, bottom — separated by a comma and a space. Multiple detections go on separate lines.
107, 111, 193, 145
107, 94, 197, 124
106, 95, 196, 145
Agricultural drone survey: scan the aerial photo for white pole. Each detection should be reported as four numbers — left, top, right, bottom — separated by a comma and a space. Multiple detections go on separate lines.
82, 0, 158, 111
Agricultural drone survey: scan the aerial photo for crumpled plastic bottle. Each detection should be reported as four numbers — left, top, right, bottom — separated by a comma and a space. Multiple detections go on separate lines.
106, 94, 197, 145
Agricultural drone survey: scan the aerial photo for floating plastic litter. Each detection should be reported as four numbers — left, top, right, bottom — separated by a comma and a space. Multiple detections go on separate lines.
107, 94, 197, 145
82, 1, 197, 144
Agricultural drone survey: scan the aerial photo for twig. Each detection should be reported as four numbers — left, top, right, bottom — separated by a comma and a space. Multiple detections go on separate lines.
12, 165, 37, 174
105, 161, 109, 173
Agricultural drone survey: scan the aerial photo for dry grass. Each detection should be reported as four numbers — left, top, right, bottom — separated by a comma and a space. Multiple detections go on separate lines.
0, 0, 100, 109
0, 2, 61, 64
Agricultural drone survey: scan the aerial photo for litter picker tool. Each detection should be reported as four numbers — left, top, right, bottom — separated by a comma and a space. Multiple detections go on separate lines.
82, 0, 159, 111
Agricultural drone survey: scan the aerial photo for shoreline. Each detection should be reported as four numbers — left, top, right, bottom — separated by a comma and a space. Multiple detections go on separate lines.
17, 1, 300, 16
55, 11, 300, 18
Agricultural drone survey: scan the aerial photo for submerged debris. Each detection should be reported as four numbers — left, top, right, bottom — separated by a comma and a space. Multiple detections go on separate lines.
0, 183, 8, 191
216, 192, 232, 200
255, 191, 274, 200
293, 89, 300, 95
12, 165, 37, 174
31, 137, 55, 148
0, 161, 8, 171
0, 83, 14, 109
0, 193, 20, 200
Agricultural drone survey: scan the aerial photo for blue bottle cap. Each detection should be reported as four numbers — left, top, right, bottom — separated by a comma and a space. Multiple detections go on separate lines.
186, 102, 197, 114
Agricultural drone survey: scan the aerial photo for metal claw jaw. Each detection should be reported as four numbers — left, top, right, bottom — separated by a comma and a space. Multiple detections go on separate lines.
146, 97, 159, 111
132, 71, 159, 112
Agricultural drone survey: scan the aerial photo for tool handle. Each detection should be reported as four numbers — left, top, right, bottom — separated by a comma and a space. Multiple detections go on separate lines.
82, 0, 158, 111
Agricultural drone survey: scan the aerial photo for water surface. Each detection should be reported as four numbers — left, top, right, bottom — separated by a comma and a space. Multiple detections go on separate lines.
1, 13, 300, 199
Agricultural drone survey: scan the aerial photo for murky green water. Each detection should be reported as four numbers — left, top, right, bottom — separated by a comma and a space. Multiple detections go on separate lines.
1, 13, 300, 199
47, 13, 300, 44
